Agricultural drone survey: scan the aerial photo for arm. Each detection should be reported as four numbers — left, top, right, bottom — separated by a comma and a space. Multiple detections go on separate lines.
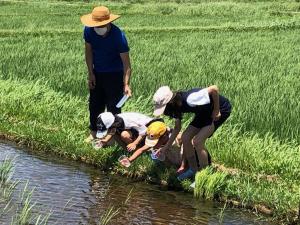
207, 85, 220, 121
128, 145, 151, 162
127, 135, 144, 151
100, 134, 113, 146
159, 119, 181, 154
120, 52, 132, 96
85, 42, 96, 89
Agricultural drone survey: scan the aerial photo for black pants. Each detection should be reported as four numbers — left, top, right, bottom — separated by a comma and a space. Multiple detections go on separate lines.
89, 71, 124, 131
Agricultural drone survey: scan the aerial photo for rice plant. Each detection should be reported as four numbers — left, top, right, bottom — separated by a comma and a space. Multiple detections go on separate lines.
0, 0, 299, 222
194, 167, 228, 199
0, 158, 51, 225
0, 156, 15, 186
205, 171, 228, 199
194, 168, 213, 198
99, 188, 133, 225
0, 156, 19, 202
218, 201, 227, 225
10, 181, 51, 225
99, 206, 120, 225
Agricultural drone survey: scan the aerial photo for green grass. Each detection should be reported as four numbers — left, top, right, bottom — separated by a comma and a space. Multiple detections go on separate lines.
0, 0, 299, 223
194, 167, 228, 200
224, 173, 300, 222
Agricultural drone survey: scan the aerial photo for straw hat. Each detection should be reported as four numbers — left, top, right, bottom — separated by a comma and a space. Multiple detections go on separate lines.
81, 6, 120, 27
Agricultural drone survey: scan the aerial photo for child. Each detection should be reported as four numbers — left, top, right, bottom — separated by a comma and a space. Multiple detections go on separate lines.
152, 85, 231, 180
120, 120, 185, 168
95, 112, 153, 151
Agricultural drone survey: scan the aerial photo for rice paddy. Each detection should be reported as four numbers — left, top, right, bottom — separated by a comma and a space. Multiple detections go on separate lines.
0, 0, 299, 223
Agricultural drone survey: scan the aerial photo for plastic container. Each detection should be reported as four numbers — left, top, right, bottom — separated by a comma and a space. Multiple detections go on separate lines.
118, 155, 131, 168
116, 95, 129, 108
150, 149, 158, 160
92, 140, 103, 150
190, 181, 195, 189
150, 149, 165, 161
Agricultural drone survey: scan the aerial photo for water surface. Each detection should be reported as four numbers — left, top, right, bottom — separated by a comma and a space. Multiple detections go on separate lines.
0, 142, 273, 225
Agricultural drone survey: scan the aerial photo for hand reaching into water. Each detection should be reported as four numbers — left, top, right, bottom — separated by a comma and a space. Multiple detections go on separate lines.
155, 146, 168, 157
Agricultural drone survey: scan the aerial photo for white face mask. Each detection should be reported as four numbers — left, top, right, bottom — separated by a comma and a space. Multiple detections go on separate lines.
94, 27, 107, 36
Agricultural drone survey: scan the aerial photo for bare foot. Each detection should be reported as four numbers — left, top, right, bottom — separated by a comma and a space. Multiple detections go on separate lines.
177, 166, 186, 174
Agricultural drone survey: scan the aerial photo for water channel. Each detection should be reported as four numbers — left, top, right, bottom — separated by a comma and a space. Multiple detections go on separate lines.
0, 142, 273, 225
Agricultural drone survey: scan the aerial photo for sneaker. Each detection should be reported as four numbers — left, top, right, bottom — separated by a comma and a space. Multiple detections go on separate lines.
189, 181, 195, 189
177, 168, 196, 181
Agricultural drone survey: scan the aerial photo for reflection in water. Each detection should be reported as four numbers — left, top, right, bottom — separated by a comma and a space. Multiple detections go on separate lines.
0, 142, 272, 225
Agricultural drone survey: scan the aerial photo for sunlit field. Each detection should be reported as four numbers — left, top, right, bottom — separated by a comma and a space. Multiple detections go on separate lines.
0, 0, 299, 222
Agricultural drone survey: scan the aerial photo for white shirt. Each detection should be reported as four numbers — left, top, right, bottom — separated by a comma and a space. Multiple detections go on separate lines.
118, 112, 153, 136
186, 88, 210, 106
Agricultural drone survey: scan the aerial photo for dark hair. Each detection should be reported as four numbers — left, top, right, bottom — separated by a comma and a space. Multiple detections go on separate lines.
154, 129, 171, 148
145, 118, 164, 127
164, 92, 183, 119
96, 117, 107, 132
107, 115, 125, 135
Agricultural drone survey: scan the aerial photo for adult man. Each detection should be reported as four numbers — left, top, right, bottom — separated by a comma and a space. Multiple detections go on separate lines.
81, 6, 132, 141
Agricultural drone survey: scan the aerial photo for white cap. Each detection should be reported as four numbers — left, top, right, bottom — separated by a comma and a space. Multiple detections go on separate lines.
96, 112, 115, 138
153, 86, 173, 116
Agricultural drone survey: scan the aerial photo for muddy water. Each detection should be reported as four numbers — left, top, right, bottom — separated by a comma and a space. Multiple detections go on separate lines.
0, 142, 272, 225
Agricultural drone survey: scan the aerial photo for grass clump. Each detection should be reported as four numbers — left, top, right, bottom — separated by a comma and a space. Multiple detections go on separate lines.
194, 167, 228, 200
224, 174, 300, 221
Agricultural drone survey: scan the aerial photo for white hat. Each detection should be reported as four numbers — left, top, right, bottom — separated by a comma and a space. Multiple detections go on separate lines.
96, 112, 115, 138
153, 86, 173, 116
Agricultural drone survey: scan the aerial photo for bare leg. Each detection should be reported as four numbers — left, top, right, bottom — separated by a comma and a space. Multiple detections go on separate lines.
120, 130, 134, 144
181, 125, 201, 172
193, 124, 215, 170
177, 144, 187, 173
113, 131, 134, 150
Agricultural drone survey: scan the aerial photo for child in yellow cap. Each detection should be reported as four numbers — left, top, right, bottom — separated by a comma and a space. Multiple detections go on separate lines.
120, 120, 185, 169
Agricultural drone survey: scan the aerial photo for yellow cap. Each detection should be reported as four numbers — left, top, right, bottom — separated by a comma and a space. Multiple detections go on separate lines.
145, 121, 167, 147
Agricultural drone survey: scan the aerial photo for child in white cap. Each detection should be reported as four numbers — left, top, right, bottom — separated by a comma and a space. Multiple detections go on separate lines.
152, 85, 231, 181
95, 112, 153, 151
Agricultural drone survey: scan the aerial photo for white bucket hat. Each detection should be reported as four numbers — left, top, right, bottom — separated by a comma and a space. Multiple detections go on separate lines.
153, 86, 173, 116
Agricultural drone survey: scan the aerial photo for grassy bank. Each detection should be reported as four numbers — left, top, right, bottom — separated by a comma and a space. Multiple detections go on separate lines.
0, 0, 300, 223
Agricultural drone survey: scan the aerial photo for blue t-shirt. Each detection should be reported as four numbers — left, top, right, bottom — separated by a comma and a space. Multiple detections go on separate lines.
83, 24, 129, 73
